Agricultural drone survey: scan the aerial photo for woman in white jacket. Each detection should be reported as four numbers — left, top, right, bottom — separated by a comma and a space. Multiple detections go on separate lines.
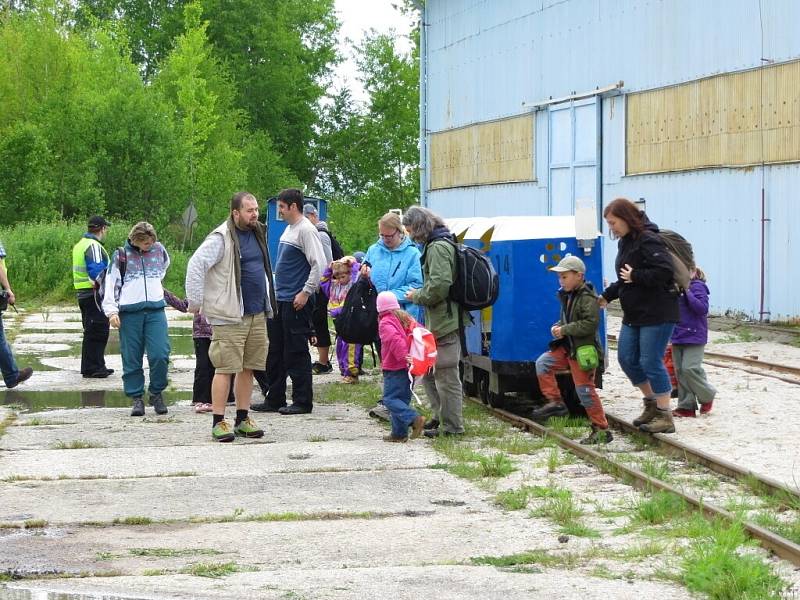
103, 222, 171, 417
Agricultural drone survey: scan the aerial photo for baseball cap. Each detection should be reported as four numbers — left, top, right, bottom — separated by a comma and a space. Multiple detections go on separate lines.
550, 255, 586, 274
88, 215, 111, 228
302, 203, 318, 216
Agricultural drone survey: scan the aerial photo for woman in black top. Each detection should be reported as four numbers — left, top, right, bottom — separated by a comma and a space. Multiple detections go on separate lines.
599, 198, 679, 433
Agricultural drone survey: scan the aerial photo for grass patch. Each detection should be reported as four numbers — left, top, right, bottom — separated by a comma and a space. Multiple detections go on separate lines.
112, 516, 153, 525
495, 487, 533, 511
681, 520, 786, 599
631, 490, 686, 525
546, 415, 588, 439
753, 511, 800, 545
484, 433, 555, 454
19, 417, 72, 426
471, 549, 579, 569
637, 456, 671, 481
531, 489, 583, 525
130, 548, 223, 558
179, 562, 248, 578
52, 439, 104, 450
24, 519, 47, 529
0, 411, 18, 439
445, 462, 484, 480
477, 453, 515, 478
315, 381, 380, 410
307, 435, 327, 442
558, 521, 600, 538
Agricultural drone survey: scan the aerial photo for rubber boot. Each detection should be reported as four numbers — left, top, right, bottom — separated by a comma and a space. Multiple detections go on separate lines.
632, 398, 657, 427
639, 408, 676, 434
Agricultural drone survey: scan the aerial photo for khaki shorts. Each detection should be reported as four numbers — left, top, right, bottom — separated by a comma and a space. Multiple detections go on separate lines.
209, 313, 267, 373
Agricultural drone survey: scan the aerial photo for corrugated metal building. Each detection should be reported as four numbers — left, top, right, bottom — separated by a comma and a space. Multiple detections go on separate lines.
419, 0, 800, 320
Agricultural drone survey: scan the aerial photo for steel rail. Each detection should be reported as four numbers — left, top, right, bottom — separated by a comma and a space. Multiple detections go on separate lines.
470, 398, 800, 567
604, 412, 800, 502
607, 334, 800, 381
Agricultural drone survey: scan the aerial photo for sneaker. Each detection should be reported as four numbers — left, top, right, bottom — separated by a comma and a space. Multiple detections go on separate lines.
531, 401, 568, 421
672, 408, 696, 418
7, 367, 33, 389
383, 434, 408, 443
193, 403, 213, 414
700, 400, 714, 415
423, 418, 440, 430
234, 417, 264, 439
312, 362, 333, 375
342, 375, 358, 384
368, 404, 390, 421
130, 397, 145, 417
581, 427, 613, 445
149, 393, 168, 415
212, 420, 235, 442
410, 415, 425, 439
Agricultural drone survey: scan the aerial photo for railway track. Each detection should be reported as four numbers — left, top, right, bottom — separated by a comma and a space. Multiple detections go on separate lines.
469, 397, 800, 567
606, 334, 800, 383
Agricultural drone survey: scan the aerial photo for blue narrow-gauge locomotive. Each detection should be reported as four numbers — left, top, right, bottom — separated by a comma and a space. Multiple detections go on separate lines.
446, 215, 606, 408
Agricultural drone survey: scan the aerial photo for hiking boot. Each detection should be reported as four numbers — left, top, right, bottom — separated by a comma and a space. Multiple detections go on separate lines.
410, 415, 425, 439
312, 362, 333, 375
672, 408, 696, 418
368, 404, 390, 421
670, 388, 679, 399
383, 434, 408, 443
424, 418, 440, 430
342, 375, 358, 384
639, 408, 676, 434
423, 429, 464, 439
251, 402, 284, 412
7, 367, 33, 389
700, 400, 714, 415
632, 398, 658, 426
149, 393, 168, 415
212, 420, 236, 443
234, 417, 264, 439
130, 397, 145, 417
581, 427, 613, 445
531, 401, 568, 422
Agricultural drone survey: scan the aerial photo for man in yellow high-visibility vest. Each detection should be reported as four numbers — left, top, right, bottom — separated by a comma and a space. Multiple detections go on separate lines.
0, 239, 33, 389
71, 216, 113, 378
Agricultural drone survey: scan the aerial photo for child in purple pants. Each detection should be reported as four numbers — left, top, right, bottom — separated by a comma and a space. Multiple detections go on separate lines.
321, 257, 363, 383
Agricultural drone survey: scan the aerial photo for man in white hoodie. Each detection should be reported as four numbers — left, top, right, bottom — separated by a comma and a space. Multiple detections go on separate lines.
185, 192, 277, 442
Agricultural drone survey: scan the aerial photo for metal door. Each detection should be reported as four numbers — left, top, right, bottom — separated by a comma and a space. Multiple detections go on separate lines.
548, 97, 601, 218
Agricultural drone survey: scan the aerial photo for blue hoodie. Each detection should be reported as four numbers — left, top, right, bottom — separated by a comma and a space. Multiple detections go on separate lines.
364, 235, 423, 322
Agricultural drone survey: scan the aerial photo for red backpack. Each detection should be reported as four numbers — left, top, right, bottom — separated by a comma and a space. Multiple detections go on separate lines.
407, 321, 437, 377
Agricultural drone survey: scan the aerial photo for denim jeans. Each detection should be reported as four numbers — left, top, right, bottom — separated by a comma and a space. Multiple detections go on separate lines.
617, 322, 675, 395
382, 369, 418, 438
0, 313, 19, 387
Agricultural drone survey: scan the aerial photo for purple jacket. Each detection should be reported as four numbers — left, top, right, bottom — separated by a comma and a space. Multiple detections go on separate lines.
671, 279, 710, 345
163, 289, 213, 339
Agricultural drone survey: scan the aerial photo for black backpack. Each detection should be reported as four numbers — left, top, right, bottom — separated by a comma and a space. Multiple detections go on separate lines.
658, 229, 694, 293
334, 275, 378, 344
434, 238, 500, 311
321, 229, 344, 260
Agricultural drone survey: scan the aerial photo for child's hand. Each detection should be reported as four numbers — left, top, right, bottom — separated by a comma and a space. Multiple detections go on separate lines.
551, 325, 563, 339
406, 354, 413, 366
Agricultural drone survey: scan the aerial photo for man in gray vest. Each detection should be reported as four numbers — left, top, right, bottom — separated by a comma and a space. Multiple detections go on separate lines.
186, 192, 277, 442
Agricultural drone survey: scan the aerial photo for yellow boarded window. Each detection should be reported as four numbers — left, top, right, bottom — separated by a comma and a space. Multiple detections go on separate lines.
430, 114, 535, 189
626, 59, 800, 175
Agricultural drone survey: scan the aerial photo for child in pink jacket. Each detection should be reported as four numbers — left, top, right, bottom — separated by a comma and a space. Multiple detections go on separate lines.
377, 291, 425, 442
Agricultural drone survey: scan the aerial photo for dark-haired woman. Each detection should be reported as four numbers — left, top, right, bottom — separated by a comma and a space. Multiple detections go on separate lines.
599, 198, 679, 433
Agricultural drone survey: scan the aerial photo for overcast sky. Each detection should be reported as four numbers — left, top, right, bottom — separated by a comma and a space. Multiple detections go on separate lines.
332, 0, 416, 103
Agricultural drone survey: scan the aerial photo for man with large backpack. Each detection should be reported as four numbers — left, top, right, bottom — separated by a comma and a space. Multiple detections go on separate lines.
71, 216, 113, 378
403, 206, 466, 438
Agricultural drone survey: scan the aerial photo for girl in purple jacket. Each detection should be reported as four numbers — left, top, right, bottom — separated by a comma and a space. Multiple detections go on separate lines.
671, 268, 717, 417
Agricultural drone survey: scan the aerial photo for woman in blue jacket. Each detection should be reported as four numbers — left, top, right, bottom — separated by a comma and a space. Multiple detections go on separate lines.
361, 212, 423, 420
362, 212, 423, 322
